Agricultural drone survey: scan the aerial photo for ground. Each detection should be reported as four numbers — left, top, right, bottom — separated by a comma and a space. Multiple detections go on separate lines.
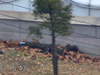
0, 48, 100, 75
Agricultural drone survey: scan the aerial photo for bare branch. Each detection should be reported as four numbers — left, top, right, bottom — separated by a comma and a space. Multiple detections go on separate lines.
55, 34, 60, 38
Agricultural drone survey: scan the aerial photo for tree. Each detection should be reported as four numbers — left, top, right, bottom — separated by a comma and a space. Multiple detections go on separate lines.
27, 0, 74, 75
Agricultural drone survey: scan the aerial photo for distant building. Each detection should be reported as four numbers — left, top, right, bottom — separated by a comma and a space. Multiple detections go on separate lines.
0, 0, 100, 17
0, 0, 34, 12
65, 0, 100, 17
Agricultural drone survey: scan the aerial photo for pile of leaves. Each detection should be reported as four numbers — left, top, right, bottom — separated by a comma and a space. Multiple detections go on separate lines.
62, 51, 100, 63
0, 39, 19, 48
0, 39, 100, 64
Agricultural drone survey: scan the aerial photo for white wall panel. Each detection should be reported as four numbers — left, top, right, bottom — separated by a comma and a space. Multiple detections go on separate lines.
90, 9, 100, 17
13, 0, 29, 12
72, 5, 88, 16
0, 4, 12, 11
66, 0, 100, 17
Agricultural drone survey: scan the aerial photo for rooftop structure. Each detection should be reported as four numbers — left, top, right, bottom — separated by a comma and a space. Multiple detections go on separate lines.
0, 0, 34, 12
0, 0, 100, 17
66, 0, 100, 17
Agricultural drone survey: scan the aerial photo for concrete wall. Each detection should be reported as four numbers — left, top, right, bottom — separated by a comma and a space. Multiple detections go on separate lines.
0, 19, 100, 56
0, 10, 100, 56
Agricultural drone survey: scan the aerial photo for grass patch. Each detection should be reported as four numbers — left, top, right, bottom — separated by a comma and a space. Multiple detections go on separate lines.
39, 57, 51, 63
4, 51, 18, 57
1, 48, 100, 75
41, 73, 53, 75
18, 51, 24, 56
11, 48, 15, 51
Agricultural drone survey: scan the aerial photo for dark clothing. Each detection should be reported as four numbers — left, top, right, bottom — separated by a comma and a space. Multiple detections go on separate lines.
0, 51, 3, 54
45, 48, 51, 54
64, 45, 79, 52
18, 42, 79, 55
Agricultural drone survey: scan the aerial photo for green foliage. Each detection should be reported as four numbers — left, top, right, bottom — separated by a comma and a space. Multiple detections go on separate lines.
11, 48, 15, 51
19, 51, 24, 56
5, 51, 18, 57
39, 57, 51, 63
27, 26, 43, 40
27, 0, 74, 39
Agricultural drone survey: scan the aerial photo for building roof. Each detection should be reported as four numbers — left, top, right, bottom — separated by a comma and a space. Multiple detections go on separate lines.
0, 0, 19, 4
68, 0, 100, 9
0, 10, 100, 26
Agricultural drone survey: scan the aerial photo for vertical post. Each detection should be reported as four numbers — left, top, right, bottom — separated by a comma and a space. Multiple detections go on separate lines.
19, 20, 21, 41
95, 25, 97, 50
19, 12, 23, 41
88, 0, 91, 16
29, 0, 31, 12
95, 25, 97, 38
12, 1, 14, 11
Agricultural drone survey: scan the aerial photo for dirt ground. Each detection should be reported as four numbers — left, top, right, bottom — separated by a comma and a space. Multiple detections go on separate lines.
0, 48, 100, 75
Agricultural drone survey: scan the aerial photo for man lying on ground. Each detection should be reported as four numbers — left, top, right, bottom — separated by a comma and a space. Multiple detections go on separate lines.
19, 40, 79, 55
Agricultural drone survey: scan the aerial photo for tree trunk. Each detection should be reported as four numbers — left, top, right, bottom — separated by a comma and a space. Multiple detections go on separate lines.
51, 29, 58, 75
48, 4, 58, 75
